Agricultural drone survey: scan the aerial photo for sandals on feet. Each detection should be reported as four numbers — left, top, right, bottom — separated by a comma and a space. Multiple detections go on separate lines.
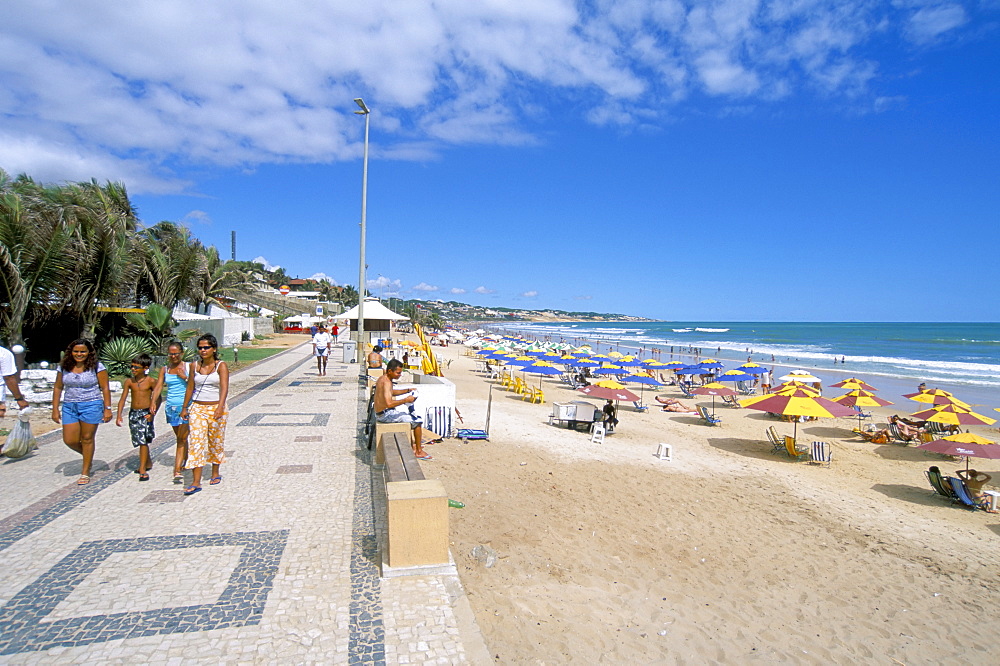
139, 473, 149, 481
184, 485, 202, 495
173, 474, 184, 484
77, 475, 91, 485
209, 476, 222, 485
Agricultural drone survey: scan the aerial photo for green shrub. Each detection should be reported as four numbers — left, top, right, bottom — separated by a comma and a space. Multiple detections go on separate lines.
100, 337, 156, 378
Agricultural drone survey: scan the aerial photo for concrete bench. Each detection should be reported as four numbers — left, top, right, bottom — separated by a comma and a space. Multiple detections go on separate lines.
378, 431, 450, 575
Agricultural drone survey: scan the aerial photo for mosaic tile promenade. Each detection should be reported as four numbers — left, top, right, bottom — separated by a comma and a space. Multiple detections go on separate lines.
0, 343, 489, 664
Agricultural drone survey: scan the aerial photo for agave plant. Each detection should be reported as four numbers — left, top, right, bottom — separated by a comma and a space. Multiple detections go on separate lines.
125, 303, 176, 352
100, 336, 156, 378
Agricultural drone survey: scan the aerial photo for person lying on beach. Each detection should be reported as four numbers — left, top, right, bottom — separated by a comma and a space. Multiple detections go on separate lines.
889, 415, 923, 441
897, 416, 928, 428
855, 428, 891, 444
655, 396, 698, 413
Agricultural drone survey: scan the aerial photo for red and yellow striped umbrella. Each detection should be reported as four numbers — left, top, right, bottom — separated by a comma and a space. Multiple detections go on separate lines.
830, 377, 878, 392
741, 392, 857, 442
911, 404, 996, 426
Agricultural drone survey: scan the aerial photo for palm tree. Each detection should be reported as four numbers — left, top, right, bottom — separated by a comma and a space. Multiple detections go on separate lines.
136, 221, 208, 309
0, 171, 83, 350
190, 247, 256, 313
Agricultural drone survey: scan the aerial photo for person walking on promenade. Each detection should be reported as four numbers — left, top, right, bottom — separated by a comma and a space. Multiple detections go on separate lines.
374, 359, 430, 460
312, 324, 332, 376
152, 341, 190, 484
0, 343, 30, 455
180, 334, 229, 496
51, 339, 112, 485
115, 354, 157, 481
0, 343, 29, 420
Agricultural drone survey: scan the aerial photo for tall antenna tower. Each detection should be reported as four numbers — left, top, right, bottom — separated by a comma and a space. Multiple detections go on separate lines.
231, 230, 236, 261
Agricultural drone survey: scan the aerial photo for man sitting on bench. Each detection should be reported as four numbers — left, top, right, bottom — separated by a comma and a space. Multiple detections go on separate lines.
374, 359, 431, 460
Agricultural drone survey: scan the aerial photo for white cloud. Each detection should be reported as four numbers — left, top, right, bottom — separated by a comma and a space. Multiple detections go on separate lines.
309, 273, 338, 284
412, 282, 439, 292
474, 286, 496, 294
367, 275, 402, 297
449, 287, 467, 294
0, 0, 979, 191
906, 4, 968, 43
252, 256, 280, 271
183, 210, 211, 225
521, 290, 538, 298
574, 295, 593, 300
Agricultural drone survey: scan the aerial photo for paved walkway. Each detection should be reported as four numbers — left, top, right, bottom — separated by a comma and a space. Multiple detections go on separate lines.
0, 344, 489, 664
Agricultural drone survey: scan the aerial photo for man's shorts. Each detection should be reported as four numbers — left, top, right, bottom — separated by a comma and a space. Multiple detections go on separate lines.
128, 408, 155, 447
376, 408, 423, 430
315, 347, 329, 357
164, 403, 189, 427
62, 400, 104, 425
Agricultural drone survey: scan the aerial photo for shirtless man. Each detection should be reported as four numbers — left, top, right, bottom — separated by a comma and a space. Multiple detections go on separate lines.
374, 359, 429, 459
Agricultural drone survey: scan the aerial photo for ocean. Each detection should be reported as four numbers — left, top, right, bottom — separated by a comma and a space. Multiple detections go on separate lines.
483, 321, 1000, 409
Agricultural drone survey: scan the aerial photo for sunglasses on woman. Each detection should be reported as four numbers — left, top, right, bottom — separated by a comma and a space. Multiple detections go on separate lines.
197, 345, 214, 350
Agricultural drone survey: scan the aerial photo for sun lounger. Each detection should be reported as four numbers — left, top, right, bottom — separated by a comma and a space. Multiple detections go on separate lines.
697, 406, 721, 426
632, 401, 649, 412
947, 477, 990, 511
888, 422, 916, 444
853, 407, 872, 421
809, 441, 832, 466
784, 435, 808, 459
679, 384, 695, 398
736, 381, 756, 396
765, 426, 783, 454
722, 394, 741, 408
925, 466, 957, 500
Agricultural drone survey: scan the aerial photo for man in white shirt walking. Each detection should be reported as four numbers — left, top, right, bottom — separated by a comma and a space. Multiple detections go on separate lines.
312, 325, 333, 376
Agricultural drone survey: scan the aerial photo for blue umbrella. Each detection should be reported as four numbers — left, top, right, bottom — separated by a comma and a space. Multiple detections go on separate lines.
593, 367, 624, 376
718, 370, 756, 382
615, 358, 644, 367
521, 364, 563, 375
677, 366, 710, 375
738, 365, 768, 375
505, 357, 536, 367
698, 360, 725, 370
622, 375, 664, 386
569, 358, 600, 368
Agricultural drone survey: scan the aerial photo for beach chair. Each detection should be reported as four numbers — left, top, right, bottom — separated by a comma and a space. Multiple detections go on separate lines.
697, 406, 722, 427
783, 435, 808, 460
722, 394, 741, 408
458, 386, 492, 442
853, 407, 872, 421
809, 441, 832, 466
632, 401, 649, 413
765, 427, 783, 455
925, 466, 957, 500
888, 422, 915, 444
679, 384, 695, 399
947, 477, 990, 511
736, 381, 756, 396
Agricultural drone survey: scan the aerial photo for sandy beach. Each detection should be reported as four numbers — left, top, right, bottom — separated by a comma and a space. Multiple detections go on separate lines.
416, 339, 1000, 664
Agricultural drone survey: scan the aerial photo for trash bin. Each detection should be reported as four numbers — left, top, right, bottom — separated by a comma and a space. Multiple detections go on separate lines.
342, 340, 357, 363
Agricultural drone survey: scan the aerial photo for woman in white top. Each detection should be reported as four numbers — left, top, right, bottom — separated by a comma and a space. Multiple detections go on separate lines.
179, 334, 229, 495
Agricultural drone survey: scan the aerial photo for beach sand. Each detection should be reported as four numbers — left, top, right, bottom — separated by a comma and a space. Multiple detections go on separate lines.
419, 341, 1000, 664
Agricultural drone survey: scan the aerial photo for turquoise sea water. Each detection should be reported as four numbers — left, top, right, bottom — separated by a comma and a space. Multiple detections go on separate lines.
486, 322, 1000, 409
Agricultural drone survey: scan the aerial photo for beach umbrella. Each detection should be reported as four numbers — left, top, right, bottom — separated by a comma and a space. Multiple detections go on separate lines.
911, 404, 996, 427
902, 388, 955, 404
589, 353, 611, 360
902, 391, 971, 409
738, 363, 767, 374
573, 358, 601, 368
608, 351, 624, 358
832, 389, 893, 428
698, 359, 725, 370
831, 378, 878, 391
615, 357, 644, 368
621, 374, 665, 405
917, 433, 1000, 471
593, 379, 627, 389
779, 371, 821, 383
593, 363, 624, 376
505, 355, 536, 367
718, 370, 756, 383
691, 382, 738, 415
577, 384, 640, 402
740, 391, 857, 443
770, 381, 820, 395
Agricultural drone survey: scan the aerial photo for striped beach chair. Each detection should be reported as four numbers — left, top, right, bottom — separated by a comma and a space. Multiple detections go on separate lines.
809, 441, 832, 466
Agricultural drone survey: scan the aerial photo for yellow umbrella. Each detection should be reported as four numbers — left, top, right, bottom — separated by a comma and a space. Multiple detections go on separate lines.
593, 379, 626, 389
741, 389, 858, 443
911, 404, 996, 426
608, 351, 624, 358
941, 432, 995, 445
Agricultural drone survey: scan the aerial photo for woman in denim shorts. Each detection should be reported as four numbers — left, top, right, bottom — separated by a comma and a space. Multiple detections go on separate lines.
51, 339, 112, 485
152, 341, 190, 484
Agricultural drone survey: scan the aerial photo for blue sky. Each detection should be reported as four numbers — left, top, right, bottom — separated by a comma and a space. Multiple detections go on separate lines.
2, 1, 998, 321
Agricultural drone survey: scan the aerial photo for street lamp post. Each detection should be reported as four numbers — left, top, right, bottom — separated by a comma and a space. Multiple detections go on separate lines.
354, 97, 370, 370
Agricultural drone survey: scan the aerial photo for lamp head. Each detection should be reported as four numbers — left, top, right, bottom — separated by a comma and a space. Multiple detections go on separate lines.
354, 98, 370, 114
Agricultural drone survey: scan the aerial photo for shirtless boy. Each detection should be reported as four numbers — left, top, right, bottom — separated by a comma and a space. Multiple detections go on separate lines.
115, 353, 157, 480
